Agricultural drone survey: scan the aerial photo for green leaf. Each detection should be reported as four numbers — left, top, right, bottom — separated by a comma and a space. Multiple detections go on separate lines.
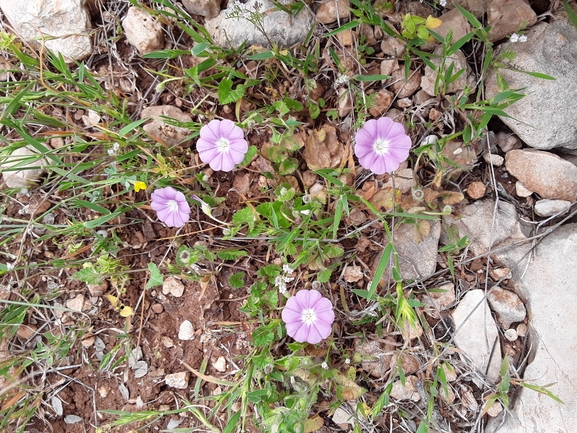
118, 118, 149, 137
253, 325, 275, 347
83, 207, 127, 229
325, 20, 361, 37
354, 74, 390, 82
229, 272, 245, 288
70, 267, 105, 285
257, 264, 282, 278
233, 207, 258, 230
317, 268, 332, 283
279, 157, 298, 175
368, 243, 394, 300
141, 49, 191, 59
191, 42, 211, 56
454, 3, 483, 30
240, 145, 258, 166
222, 411, 241, 433
146, 262, 163, 289
216, 249, 248, 260
218, 77, 246, 104
564, 0, 577, 30
248, 50, 275, 60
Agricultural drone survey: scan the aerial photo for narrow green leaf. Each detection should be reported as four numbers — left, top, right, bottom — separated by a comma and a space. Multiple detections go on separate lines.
564, 0, 577, 30
368, 242, 393, 300
118, 118, 149, 137
83, 207, 127, 229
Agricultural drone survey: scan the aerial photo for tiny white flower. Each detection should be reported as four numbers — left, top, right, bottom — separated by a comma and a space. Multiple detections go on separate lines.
282, 264, 294, 275
519, 35, 527, 42
510, 33, 520, 43
6, 262, 15, 271
345, 358, 351, 364
108, 142, 120, 156
321, 361, 328, 370
439, 0, 447, 7
274, 275, 287, 294
334, 74, 350, 87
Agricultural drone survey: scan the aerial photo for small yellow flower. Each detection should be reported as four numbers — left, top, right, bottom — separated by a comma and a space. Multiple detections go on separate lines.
134, 181, 147, 192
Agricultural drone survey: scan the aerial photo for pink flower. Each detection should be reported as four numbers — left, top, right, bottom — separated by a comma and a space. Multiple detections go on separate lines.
354, 117, 412, 175
150, 187, 190, 228
197, 119, 248, 172
282, 290, 335, 344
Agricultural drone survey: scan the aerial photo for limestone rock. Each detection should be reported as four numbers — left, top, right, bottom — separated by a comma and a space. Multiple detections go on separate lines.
165, 372, 189, 389
0, 0, 92, 62
487, 0, 537, 42
1, 145, 48, 189
421, 48, 476, 96
162, 276, 185, 298
505, 150, 577, 201
123, 7, 164, 55
182, 0, 220, 18
485, 17, 577, 150
205, 0, 314, 49
368, 88, 394, 117
390, 376, 420, 401
487, 224, 577, 433
446, 0, 492, 18
422, 282, 456, 318
316, 0, 350, 24
389, 68, 422, 98
374, 220, 440, 282
487, 286, 526, 328
534, 199, 571, 217
141, 105, 193, 146
452, 290, 502, 384
178, 320, 194, 340
380, 36, 406, 57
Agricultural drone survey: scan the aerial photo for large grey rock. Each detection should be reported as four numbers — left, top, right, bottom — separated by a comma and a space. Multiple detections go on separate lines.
485, 17, 577, 150
452, 289, 502, 385
505, 149, 577, 201
487, 224, 577, 433
205, 0, 314, 49
0, 0, 92, 62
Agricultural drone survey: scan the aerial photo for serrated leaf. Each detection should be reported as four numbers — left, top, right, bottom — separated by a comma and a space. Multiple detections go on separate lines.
218, 77, 245, 104
304, 416, 324, 433
279, 157, 298, 175
317, 268, 332, 283
252, 325, 275, 347
70, 267, 105, 285
146, 262, 163, 289
216, 250, 248, 260
229, 272, 245, 288
232, 207, 257, 230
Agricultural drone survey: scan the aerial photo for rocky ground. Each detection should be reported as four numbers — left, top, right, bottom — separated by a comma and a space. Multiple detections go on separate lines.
0, 0, 577, 433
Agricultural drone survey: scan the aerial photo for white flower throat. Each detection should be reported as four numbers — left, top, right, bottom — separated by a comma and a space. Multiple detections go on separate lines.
216, 137, 231, 153
301, 308, 317, 325
167, 199, 179, 212
373, 138, 390, 155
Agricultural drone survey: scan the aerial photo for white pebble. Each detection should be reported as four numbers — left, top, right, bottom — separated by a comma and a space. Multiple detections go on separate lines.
178, 320, 194, 340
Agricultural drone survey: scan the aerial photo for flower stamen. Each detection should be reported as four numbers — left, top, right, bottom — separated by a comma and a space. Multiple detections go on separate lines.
373, 138, 390, 155
215, 137, 231, 153
301, 308, 317, 325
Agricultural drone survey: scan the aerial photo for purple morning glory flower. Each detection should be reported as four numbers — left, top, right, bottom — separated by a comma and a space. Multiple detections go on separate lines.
282, 289, 335, 344
197, 119, 248, 172
354, 117, 412, 175
150, 187, 191, 228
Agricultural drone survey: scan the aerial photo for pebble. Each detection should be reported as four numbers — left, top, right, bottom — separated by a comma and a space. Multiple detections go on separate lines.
87, 281, 108, 297
162, 276, 185, 298
516, 323, 528, 338
1, 145, 48, 188
316, 0, 350, 24
505, 149, 577, 201
66, 294, 86, 312
534, 199, 571, 217
133, 361, 149, 379
368, 88, 394, 117
390, 376, 420, 402
343, 266, 364, 283
467, 181, 486, 199
354, 338, 396, 378
483, 153, 504, 167
486, 401, 503, 417
504, 328, 518, 342
489, 267, 512, 281
515, 181, 533, 198
151, 303, 164, 314
161, 336, 175, 348
332, 406, 353, 426
496, 132, 522, 153
122, 7, 164, 55
487, 286, 526, 328
178, 320, 195, 340
165, 372, 189, 389
337, 88, 353, 118
16, 324, 37, 340
422, 283, 456, 318
81, 335, 95, 348
213, 356, 227, 373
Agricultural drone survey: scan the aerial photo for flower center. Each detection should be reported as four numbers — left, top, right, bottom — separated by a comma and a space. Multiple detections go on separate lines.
301, 308, 317, 326
373, 138, 390, 155
215, 137, 231, 153
167, 199, 179, 212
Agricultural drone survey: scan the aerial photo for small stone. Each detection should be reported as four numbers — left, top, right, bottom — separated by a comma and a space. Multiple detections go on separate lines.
483, 153, 504, 167
141, 105, 193, 146
81, 335, 96, 348
213, 356, 227, 372
66, 294, 86, 312
87, 281, 108, 297
1, 145, 48, 188
467, 181, 486, 199
389, 68, 421, 98
490, 267, 512, 281
355, 338, 396, 378
336, 29, 353, 46
122, 7, 164, 55
98, 386, 110, 398
439, 385, 455, 403
316, 0, 350, 24
396, 97, 412, 108
380, 36, 406, 57
515, 181, 533, 198
399, 320, 423, 341
534, 199, 571, 217
163, 276, 185, 298
496, 132, 522, 153
152, 303, 164, 314
161, 336, 175, 348
165, 372, 189, 389
505, 150, 577, 201
380, 59, 398, 77
504, 328, 518, 342
133, 360, 149, 379
390, 376, 420, 402
64, 415, 82, 424
516, 323, 528, 338
486, 401, 503, 417
16, 324, 37, 340
332, 406, 353, 426
343, 266, 364, 283
487, 286, 526, 328
441, 362, 457, 382
391, 352, 420, 375
178, 320, 194, 340
181, 0, 220, 18
422, 283, 456, 318
369, 88, 394, 117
